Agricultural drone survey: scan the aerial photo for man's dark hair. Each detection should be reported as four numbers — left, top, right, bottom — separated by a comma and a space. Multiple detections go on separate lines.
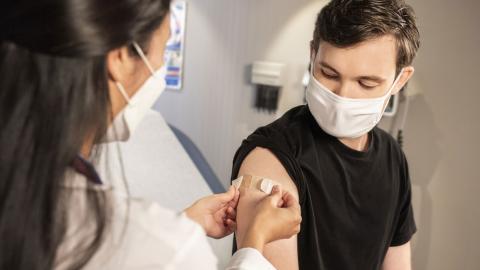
313, 0, 420, 70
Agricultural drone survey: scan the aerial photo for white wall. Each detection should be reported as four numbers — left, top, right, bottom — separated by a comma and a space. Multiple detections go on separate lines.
401, 0, 480, 269
155, 0, 327, 185
155, 0, 480, 269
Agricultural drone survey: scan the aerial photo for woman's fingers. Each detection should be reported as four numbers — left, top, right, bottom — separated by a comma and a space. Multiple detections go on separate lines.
226, 206, 236, 220
225, 218, 237, 232
228, 186, 240, 209
282, 190, 299, 208
277, 199, 285, 208
279, 190, 302, 232
224, 185, 237, 201
268, 185, 283, 206
213, 185, 237, 207
218, 206, 237, 225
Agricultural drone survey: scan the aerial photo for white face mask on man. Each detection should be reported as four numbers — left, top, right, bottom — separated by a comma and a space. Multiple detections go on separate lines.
306, 54, 404, 139
104, 42, 167, 142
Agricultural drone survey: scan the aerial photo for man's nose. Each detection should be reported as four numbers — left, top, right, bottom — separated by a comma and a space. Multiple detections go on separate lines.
332, 82, 352, 98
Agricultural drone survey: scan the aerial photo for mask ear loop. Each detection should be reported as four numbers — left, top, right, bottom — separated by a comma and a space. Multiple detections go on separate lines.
132, 42, 156, 75
377, 68, 406, 123
114, 41, 156, 105
115, 81, 132, 105
310, 51, 317, 76
386, 68, 405, 96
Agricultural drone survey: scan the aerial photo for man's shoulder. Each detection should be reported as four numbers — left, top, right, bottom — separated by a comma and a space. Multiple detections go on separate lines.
252, 105, 313, 139
373, 127, 406, 165
235, 105, 313, 170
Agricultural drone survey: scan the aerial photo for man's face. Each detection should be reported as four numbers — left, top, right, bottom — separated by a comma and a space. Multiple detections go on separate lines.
312, 35, 402, 99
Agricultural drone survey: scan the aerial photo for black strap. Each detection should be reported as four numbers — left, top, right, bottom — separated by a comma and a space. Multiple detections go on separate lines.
71, 155, 103, 185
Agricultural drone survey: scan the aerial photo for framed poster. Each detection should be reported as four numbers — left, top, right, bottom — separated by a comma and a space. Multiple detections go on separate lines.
165, 1, 187, 90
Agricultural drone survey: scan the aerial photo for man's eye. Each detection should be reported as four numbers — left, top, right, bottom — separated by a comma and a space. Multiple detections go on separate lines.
359, 81, 378, 89
321, 69, 338, 79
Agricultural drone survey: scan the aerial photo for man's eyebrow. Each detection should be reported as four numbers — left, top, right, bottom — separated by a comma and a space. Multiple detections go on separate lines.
320, 61, 387, 83
319, 61, 339, 74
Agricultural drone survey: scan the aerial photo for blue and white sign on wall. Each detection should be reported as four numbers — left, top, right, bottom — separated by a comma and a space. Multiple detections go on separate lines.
165, 1, 187, 90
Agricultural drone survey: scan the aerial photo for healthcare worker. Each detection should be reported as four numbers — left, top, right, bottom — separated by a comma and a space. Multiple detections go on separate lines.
0, 0, 302, 269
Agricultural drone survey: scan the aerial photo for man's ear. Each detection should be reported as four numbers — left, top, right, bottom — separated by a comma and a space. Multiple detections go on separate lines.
310, 40, 316, 59
392, 66, 415, 95
106, 46, 136, 84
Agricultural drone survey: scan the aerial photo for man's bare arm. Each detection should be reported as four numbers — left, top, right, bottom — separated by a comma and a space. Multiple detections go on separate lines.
382, 242, 412, 270
235, 147, 299, 270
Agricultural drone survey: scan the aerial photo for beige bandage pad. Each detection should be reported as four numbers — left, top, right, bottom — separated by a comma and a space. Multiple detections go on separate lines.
232, 175, 280, 194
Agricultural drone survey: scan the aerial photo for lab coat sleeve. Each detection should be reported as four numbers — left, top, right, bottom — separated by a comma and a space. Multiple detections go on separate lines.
226, 248, 277, 270
164, 216, 276, 270
171, 233, 276, 270
166, 211, 275, 269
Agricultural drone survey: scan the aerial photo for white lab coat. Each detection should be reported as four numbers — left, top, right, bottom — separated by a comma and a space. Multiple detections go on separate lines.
94, 110, 236, 267
55, 169, 275, 270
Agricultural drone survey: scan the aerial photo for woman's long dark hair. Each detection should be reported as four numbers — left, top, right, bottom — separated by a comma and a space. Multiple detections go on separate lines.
0, 0, 170, 269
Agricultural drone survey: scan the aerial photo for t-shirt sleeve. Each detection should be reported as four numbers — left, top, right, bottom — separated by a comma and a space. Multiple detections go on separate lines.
230, 126, 306, 204
390, 152, 417, 246
230, 126, 307, 254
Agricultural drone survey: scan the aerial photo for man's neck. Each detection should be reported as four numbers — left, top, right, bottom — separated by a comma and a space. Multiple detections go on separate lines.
338, 133, 370, 152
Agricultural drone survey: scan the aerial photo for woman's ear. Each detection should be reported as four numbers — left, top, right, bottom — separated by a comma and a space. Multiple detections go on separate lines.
106, 46, 138, 120
392, 66, 415, 95
106, 46, 136, 84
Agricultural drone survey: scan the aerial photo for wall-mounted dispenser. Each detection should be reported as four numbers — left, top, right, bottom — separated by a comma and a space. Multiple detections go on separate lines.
251, 61, 286, 113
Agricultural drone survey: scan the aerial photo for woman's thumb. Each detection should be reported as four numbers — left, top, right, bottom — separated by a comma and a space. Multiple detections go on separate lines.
216, 185, 236, 202
268, 185, 283, 205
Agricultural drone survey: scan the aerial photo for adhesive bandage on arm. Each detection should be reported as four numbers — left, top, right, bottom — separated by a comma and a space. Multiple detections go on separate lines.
231, 175, 281, 195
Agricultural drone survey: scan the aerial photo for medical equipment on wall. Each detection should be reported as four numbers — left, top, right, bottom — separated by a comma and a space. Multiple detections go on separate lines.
388, 79, 423, 148
165, 1, 187, 90
251, 61, 286, 113
384, 94, 399, 117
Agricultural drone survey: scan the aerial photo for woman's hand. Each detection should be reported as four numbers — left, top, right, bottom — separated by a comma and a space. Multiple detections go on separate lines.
239, 186, 302, 253
185, 186, 240, 239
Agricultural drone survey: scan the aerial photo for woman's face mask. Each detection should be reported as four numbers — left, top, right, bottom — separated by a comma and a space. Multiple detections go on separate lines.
103, 42, 167, 142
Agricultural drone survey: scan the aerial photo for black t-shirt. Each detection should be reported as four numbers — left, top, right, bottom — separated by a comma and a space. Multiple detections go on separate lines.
231, 105, 416, 270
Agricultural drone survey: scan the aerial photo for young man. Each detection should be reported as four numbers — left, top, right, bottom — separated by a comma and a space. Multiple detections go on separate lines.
231, 0, 420, 269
